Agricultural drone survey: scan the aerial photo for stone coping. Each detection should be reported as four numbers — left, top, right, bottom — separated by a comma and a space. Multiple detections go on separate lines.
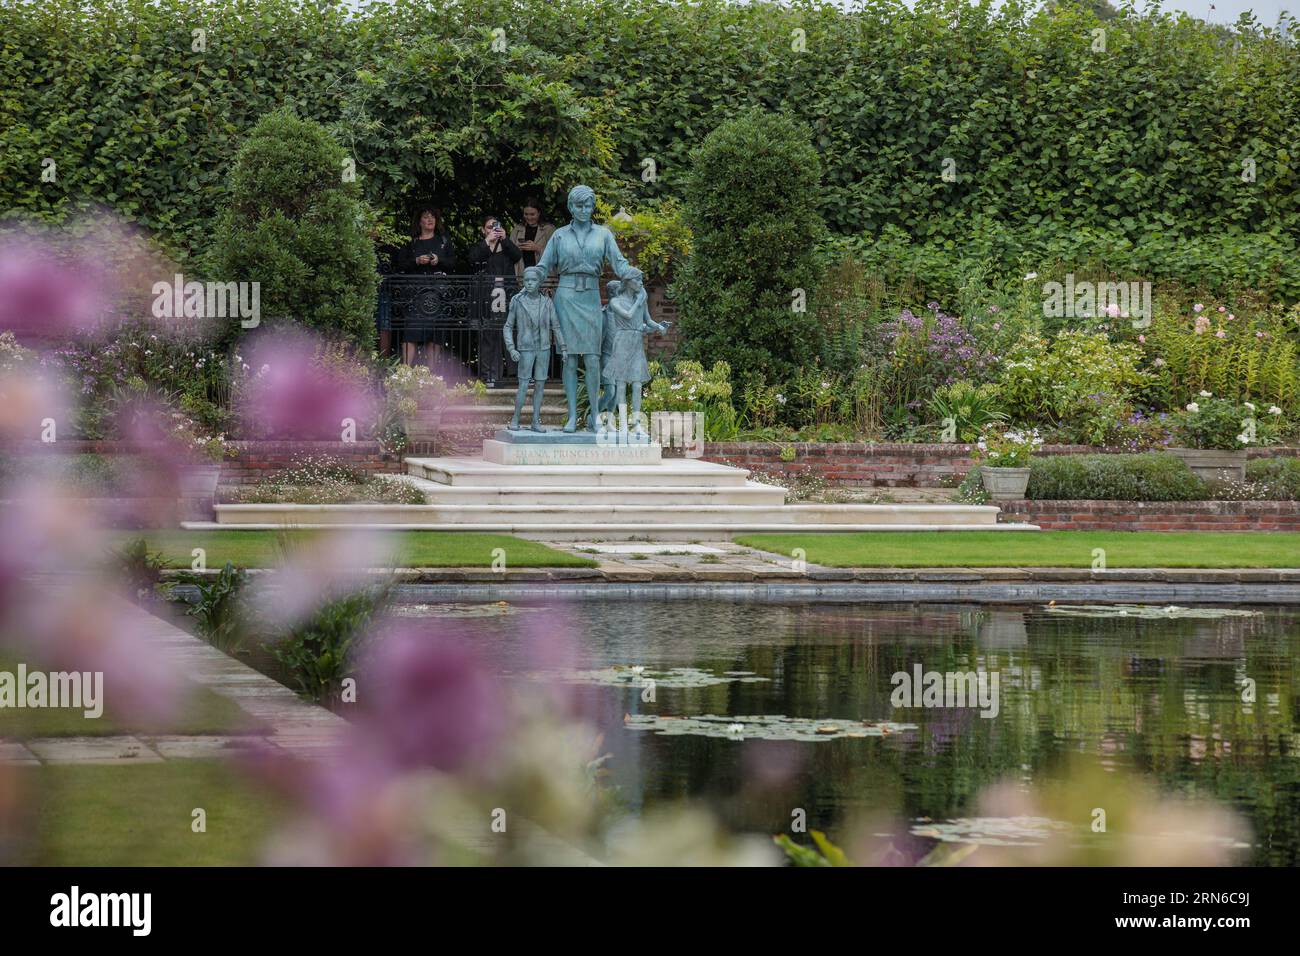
165, 566, 1300, 585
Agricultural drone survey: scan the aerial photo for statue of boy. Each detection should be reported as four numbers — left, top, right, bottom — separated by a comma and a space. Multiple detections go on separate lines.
603, 268, 670, 434
503, 266, 566, 431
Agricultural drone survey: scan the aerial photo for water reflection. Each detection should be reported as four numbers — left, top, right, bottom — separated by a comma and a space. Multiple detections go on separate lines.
392, 599, 1300, 865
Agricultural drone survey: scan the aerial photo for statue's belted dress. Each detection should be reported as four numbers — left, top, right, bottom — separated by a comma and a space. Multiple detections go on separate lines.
535, 222, 634, 357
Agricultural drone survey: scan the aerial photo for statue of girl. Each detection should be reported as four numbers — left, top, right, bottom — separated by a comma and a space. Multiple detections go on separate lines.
602, 268, 670, 433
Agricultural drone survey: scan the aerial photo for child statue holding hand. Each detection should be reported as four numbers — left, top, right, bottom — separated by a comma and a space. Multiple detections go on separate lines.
602, 268, 670, 434
503, 266, 567, 431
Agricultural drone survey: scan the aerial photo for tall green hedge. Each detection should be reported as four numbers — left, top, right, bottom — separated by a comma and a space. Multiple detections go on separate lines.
3, 0, 1298, 269
211, 109, 378, 346
677, 111, 826, 386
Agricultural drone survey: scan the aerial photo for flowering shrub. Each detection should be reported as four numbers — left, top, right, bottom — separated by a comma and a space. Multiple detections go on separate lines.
642, 359, 738, 439
880, 305, 994, 389
1174, 395, 1261, 450
1142, 300, 1300, 415
0, 331, 34, 373
974, 425, 1042, 468
998, 330, 1147, 443
226, 456, 425, 505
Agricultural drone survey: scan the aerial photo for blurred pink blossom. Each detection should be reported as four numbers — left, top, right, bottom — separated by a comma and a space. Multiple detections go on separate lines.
238, 331, 375, 439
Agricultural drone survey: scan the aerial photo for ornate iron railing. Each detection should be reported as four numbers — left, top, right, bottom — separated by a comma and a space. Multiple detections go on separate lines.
378, 274, 564, 386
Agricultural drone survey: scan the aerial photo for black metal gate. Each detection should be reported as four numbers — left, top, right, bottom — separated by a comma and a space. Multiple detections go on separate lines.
378, 274, 566, 386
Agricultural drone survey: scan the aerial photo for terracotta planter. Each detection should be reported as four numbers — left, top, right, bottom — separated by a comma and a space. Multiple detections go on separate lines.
1167, 447, 1246, 482
980, 466, 1031, 501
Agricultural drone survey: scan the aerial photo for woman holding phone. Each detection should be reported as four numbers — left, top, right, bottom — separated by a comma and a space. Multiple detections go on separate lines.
468, 215, 522, 385
396, 206, 456, 366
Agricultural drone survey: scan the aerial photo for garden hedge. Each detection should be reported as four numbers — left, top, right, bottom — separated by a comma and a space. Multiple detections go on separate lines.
3, 0, 1297, 279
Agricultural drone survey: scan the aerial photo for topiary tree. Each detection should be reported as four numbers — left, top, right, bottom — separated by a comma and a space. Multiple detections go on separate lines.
675, 110, 825, 390
210, 109, 378, 347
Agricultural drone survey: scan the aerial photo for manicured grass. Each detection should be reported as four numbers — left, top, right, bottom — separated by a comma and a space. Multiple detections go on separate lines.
735, 531, 1300, 569
20, 761, 286, 865
0, 657, 267, 738
117, 530, 595, 569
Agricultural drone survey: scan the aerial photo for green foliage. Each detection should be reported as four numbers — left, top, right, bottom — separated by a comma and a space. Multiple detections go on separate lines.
641, 359, 739, 440
674, 110, 826, 388
1142, 301, 1300, 414
773, 830, 851, 867
929, 380, 1007, 442
1241, 457, 1300, 500
108, 538, 168, 602
270, 585, 387, 705
1172, 396, 1258, 450
210, 109, 377, 346
6, 0, 1298, 266
998, 331, 1148, 443
1024, 453, 1210, 500
181, 562, 249, 653
600, 198, 692, 284
226, 455, 426, 504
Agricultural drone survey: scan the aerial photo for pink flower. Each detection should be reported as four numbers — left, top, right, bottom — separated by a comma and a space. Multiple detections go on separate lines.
1193, 303, 1204, 313
359, 624, 507, 774
1217, 306, 1226, 313
1215, 330, 1226, 338
239, 331, 375, 439
0, 234, 106, 338
1194, 315, 1210, 334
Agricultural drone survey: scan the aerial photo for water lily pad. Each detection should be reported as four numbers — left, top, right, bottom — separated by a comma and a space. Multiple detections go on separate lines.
910, 816, 1074, 846
623, 713, 916, 741
533, 666, 771, 689
1042, 604, 1260, 620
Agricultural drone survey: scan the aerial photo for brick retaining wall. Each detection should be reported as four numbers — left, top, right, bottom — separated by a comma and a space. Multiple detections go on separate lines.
703, 442, 1300, 488
999, 499, 1300, 531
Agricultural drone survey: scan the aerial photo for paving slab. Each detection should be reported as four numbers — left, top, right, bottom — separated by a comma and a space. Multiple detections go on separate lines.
26, 735, 163, 764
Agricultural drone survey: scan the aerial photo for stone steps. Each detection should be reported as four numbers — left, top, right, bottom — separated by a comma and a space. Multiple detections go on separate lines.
208, 501, 1010, 533
201, 444, 1037, 540
404, 474, 788, 506
406, 456, 751, 488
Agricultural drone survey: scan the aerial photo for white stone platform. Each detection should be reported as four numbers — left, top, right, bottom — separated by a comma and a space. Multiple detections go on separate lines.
199, 445, 1039, 539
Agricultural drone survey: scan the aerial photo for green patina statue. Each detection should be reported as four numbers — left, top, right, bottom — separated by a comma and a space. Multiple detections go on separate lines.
503, 265, 567, 431
602, 268, 670, 432
535, 184, 637, 432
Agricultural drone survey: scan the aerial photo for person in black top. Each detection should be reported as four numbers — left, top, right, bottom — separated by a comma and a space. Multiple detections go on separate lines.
467, 215, 522, 277
468, 216, 522, 386
395, 206, 456, 365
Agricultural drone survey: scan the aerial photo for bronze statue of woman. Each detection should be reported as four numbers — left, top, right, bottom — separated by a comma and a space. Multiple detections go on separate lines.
535, 185, 636, 432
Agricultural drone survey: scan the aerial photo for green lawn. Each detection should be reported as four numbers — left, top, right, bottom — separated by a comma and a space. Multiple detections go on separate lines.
19, 761, 286, 865
118, 530, 594, 570
735, 531, 1300, 569
0, 656, 267, 738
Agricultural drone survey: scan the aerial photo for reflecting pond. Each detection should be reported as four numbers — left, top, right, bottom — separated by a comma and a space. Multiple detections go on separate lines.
393, 598, 1300, 865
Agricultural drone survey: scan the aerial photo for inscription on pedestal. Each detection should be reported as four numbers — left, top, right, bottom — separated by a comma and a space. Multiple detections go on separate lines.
482, 439, 662, 466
